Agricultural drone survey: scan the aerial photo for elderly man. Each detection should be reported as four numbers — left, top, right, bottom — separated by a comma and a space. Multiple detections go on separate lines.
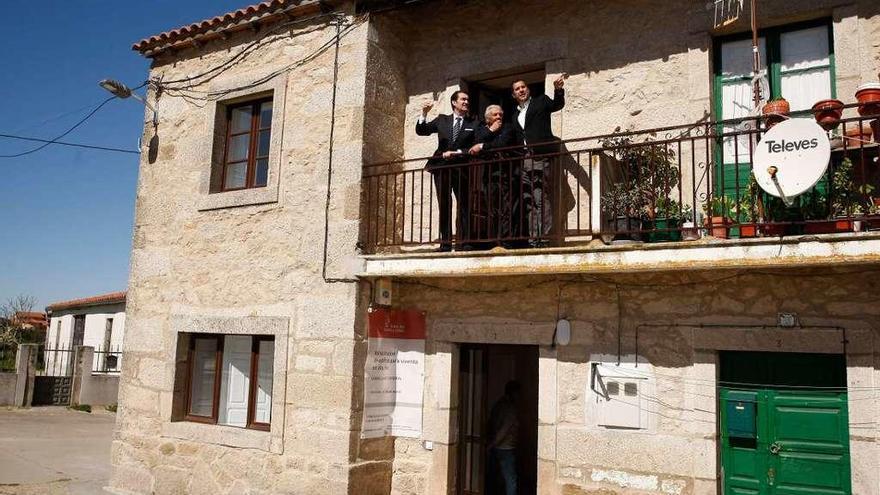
512, 75, 566, 247
416, 91, 478, 251
470, 105, 523, 245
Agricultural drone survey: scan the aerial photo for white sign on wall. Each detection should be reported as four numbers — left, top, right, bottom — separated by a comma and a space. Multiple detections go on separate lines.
362, 308, 426, 439
753, 119, 831, 200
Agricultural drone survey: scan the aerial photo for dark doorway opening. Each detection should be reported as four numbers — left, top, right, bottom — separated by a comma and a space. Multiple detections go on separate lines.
465, 66, 546, 125
457, 344, 538, 495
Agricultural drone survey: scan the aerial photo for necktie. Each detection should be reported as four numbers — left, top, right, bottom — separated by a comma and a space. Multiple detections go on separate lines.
452, 117, 461, 144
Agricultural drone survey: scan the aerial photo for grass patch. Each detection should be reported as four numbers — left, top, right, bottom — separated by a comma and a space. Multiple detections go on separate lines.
69, 404, 91, 413
105, 404, 118, 413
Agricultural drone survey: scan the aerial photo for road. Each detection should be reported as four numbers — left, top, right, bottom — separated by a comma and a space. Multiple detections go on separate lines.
0, 407, 115, 495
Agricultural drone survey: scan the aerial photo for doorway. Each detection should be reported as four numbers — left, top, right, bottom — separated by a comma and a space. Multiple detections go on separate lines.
465, 66, 546, 124
457, 344, 538, 495
719, 351, 851, 494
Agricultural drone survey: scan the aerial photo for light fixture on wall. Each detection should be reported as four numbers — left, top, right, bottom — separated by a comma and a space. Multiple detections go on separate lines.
554, 318, 571, 346
99, 79, 158, 127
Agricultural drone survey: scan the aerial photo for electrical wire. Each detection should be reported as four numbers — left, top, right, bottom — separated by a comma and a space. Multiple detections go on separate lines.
0, 97, 116, 158
0, 133, 139, 155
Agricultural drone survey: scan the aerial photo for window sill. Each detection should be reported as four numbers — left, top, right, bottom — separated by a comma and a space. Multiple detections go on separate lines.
197, 185, 278, 211
162, 420, 276, 452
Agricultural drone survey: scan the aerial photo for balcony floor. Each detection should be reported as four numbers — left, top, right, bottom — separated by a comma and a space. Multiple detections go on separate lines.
359, 233, 880, 278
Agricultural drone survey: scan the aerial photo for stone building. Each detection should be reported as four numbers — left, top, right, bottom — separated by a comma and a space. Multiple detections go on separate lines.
111, 0, 880, 494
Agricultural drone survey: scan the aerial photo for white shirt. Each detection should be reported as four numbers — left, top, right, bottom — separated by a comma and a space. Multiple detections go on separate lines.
517, 98, 531, 130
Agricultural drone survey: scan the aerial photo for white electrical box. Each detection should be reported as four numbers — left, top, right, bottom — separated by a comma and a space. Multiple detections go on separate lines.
374, 279, 393, 306
589, 355, 654, 431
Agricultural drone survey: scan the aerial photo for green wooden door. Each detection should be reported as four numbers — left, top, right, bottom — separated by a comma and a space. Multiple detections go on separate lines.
721, 389, 851, 494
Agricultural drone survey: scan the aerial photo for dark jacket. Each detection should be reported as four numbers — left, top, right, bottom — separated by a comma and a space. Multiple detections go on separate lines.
513, 88, 565, 156
415, 113, 478, 169
475, 122, 520, 154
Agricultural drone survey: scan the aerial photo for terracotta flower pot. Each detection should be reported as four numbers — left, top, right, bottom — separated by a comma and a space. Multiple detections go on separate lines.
843, 123, 873, 147
811, 99, 844, 131
762, 98, 790, 129
738, 223, 758, 238
703, 216, 732, 239
855, 83, 880, 117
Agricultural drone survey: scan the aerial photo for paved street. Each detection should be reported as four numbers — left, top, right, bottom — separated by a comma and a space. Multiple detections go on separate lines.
0, 407, 115, 495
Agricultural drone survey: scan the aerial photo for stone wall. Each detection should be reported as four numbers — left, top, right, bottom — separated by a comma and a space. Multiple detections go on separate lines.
0, 373, 16, 406
374, 0, 880, 163
110, 5, 379, 494
390, 266, 880, 494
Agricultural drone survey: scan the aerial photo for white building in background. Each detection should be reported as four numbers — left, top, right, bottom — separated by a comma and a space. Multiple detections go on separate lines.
45, 291, 126, 376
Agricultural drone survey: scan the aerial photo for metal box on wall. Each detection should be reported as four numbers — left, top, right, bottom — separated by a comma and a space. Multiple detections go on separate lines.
725, 392, 757, 439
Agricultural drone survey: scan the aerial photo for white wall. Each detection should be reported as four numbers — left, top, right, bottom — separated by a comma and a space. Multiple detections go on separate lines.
45, 304, 126, 375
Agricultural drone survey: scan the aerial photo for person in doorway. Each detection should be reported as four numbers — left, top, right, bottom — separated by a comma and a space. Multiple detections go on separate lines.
487, 380, 521, 495
512, 75, 566, 247
470, 105, 523, 246
416, 91, 478, 251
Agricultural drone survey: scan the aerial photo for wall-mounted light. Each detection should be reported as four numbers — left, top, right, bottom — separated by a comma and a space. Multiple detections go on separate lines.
554, 318, 571, 346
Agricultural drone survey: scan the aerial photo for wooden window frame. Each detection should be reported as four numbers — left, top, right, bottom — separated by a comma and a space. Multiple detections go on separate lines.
219, 97, 273, 192
183, 333, 274, 430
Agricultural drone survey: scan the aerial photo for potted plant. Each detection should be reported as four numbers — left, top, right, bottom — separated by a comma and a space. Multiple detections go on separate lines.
736, 173, 764, 238
601, 183, 643, 242
855, 82, 880, 117
647, 198, 692, 242
762, 97, 790, 129
702, 196, 736, 238
812, 98, 844, 131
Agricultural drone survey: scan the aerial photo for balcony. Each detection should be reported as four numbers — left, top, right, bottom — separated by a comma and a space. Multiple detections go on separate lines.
359, 105, 880, 277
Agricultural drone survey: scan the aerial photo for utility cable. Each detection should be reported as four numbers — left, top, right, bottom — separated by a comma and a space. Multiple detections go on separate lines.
0, 133, 139, 155
0, 97, 116, 158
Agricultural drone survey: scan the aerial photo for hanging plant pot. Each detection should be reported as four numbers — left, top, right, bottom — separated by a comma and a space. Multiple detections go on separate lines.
856, 83, 880, 116
762, 98, 790, 129
811, 99, 844, 131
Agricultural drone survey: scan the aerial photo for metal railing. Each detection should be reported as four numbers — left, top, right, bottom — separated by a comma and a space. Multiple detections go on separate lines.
92, 345, 123, 374
362, 104, 880, 253
37, 345, 76, 377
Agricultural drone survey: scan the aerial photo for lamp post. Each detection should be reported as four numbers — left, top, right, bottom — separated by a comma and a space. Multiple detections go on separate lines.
99, 79, 158, 127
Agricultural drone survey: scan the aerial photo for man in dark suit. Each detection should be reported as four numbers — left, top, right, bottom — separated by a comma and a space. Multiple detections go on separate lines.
512, 75, 566, 246
470, 105, 523, 245
416, 90, 478, 251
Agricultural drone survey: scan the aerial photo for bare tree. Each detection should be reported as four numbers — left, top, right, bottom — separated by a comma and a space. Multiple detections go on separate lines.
0, 294, 39, 346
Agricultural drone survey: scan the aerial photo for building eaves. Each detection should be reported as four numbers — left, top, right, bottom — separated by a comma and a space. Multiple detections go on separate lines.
132, 0, 328, 58
46, 291, 127, 313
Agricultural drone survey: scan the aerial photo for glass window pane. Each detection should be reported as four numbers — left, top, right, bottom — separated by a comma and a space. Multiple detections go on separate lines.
188, 338, 217, 417
257, 130, 271, 157
260, 101, 273, 128
255, 159, 269, 187
228, 134, 250, 163
218, 336, 252, 428
780, 26, 829, 71
720, 38, 766, 79
781, 68, 831, 112
224, 162, 247, 190
254, 340, 274, 424
721, 81, 756, 163
230, 106, 253, 133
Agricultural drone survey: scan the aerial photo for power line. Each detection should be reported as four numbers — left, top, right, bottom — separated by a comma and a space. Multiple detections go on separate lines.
0, 133, 139, 155
0, 97, 116, 158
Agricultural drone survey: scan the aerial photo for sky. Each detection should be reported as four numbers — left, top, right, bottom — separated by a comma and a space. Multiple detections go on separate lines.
0, 1, 250, 309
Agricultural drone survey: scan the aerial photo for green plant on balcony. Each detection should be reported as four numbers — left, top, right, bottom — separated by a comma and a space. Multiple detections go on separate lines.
702, 195, 737, 238
830, 157, 869, 218
601, 129, 681, 241
601, 182, 644, 240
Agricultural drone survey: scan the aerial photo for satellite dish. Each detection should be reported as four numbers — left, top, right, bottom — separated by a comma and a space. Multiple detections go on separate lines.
753, 118, 830, 204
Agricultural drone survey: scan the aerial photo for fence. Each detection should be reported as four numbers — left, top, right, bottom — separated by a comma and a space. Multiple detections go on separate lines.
92, 345, 123, 374
37, 344, 76, 377
362, 104, 880, 252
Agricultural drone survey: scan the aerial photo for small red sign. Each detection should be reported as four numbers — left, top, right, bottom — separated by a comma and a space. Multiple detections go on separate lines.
368, 308, 426, 340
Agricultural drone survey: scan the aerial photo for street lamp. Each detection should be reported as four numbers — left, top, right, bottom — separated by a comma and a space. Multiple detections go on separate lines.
99, 79, 158, 127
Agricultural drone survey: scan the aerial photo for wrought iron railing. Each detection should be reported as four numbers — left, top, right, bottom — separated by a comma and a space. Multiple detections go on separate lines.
362, 104, 880, 253
92, 345, 123, 374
